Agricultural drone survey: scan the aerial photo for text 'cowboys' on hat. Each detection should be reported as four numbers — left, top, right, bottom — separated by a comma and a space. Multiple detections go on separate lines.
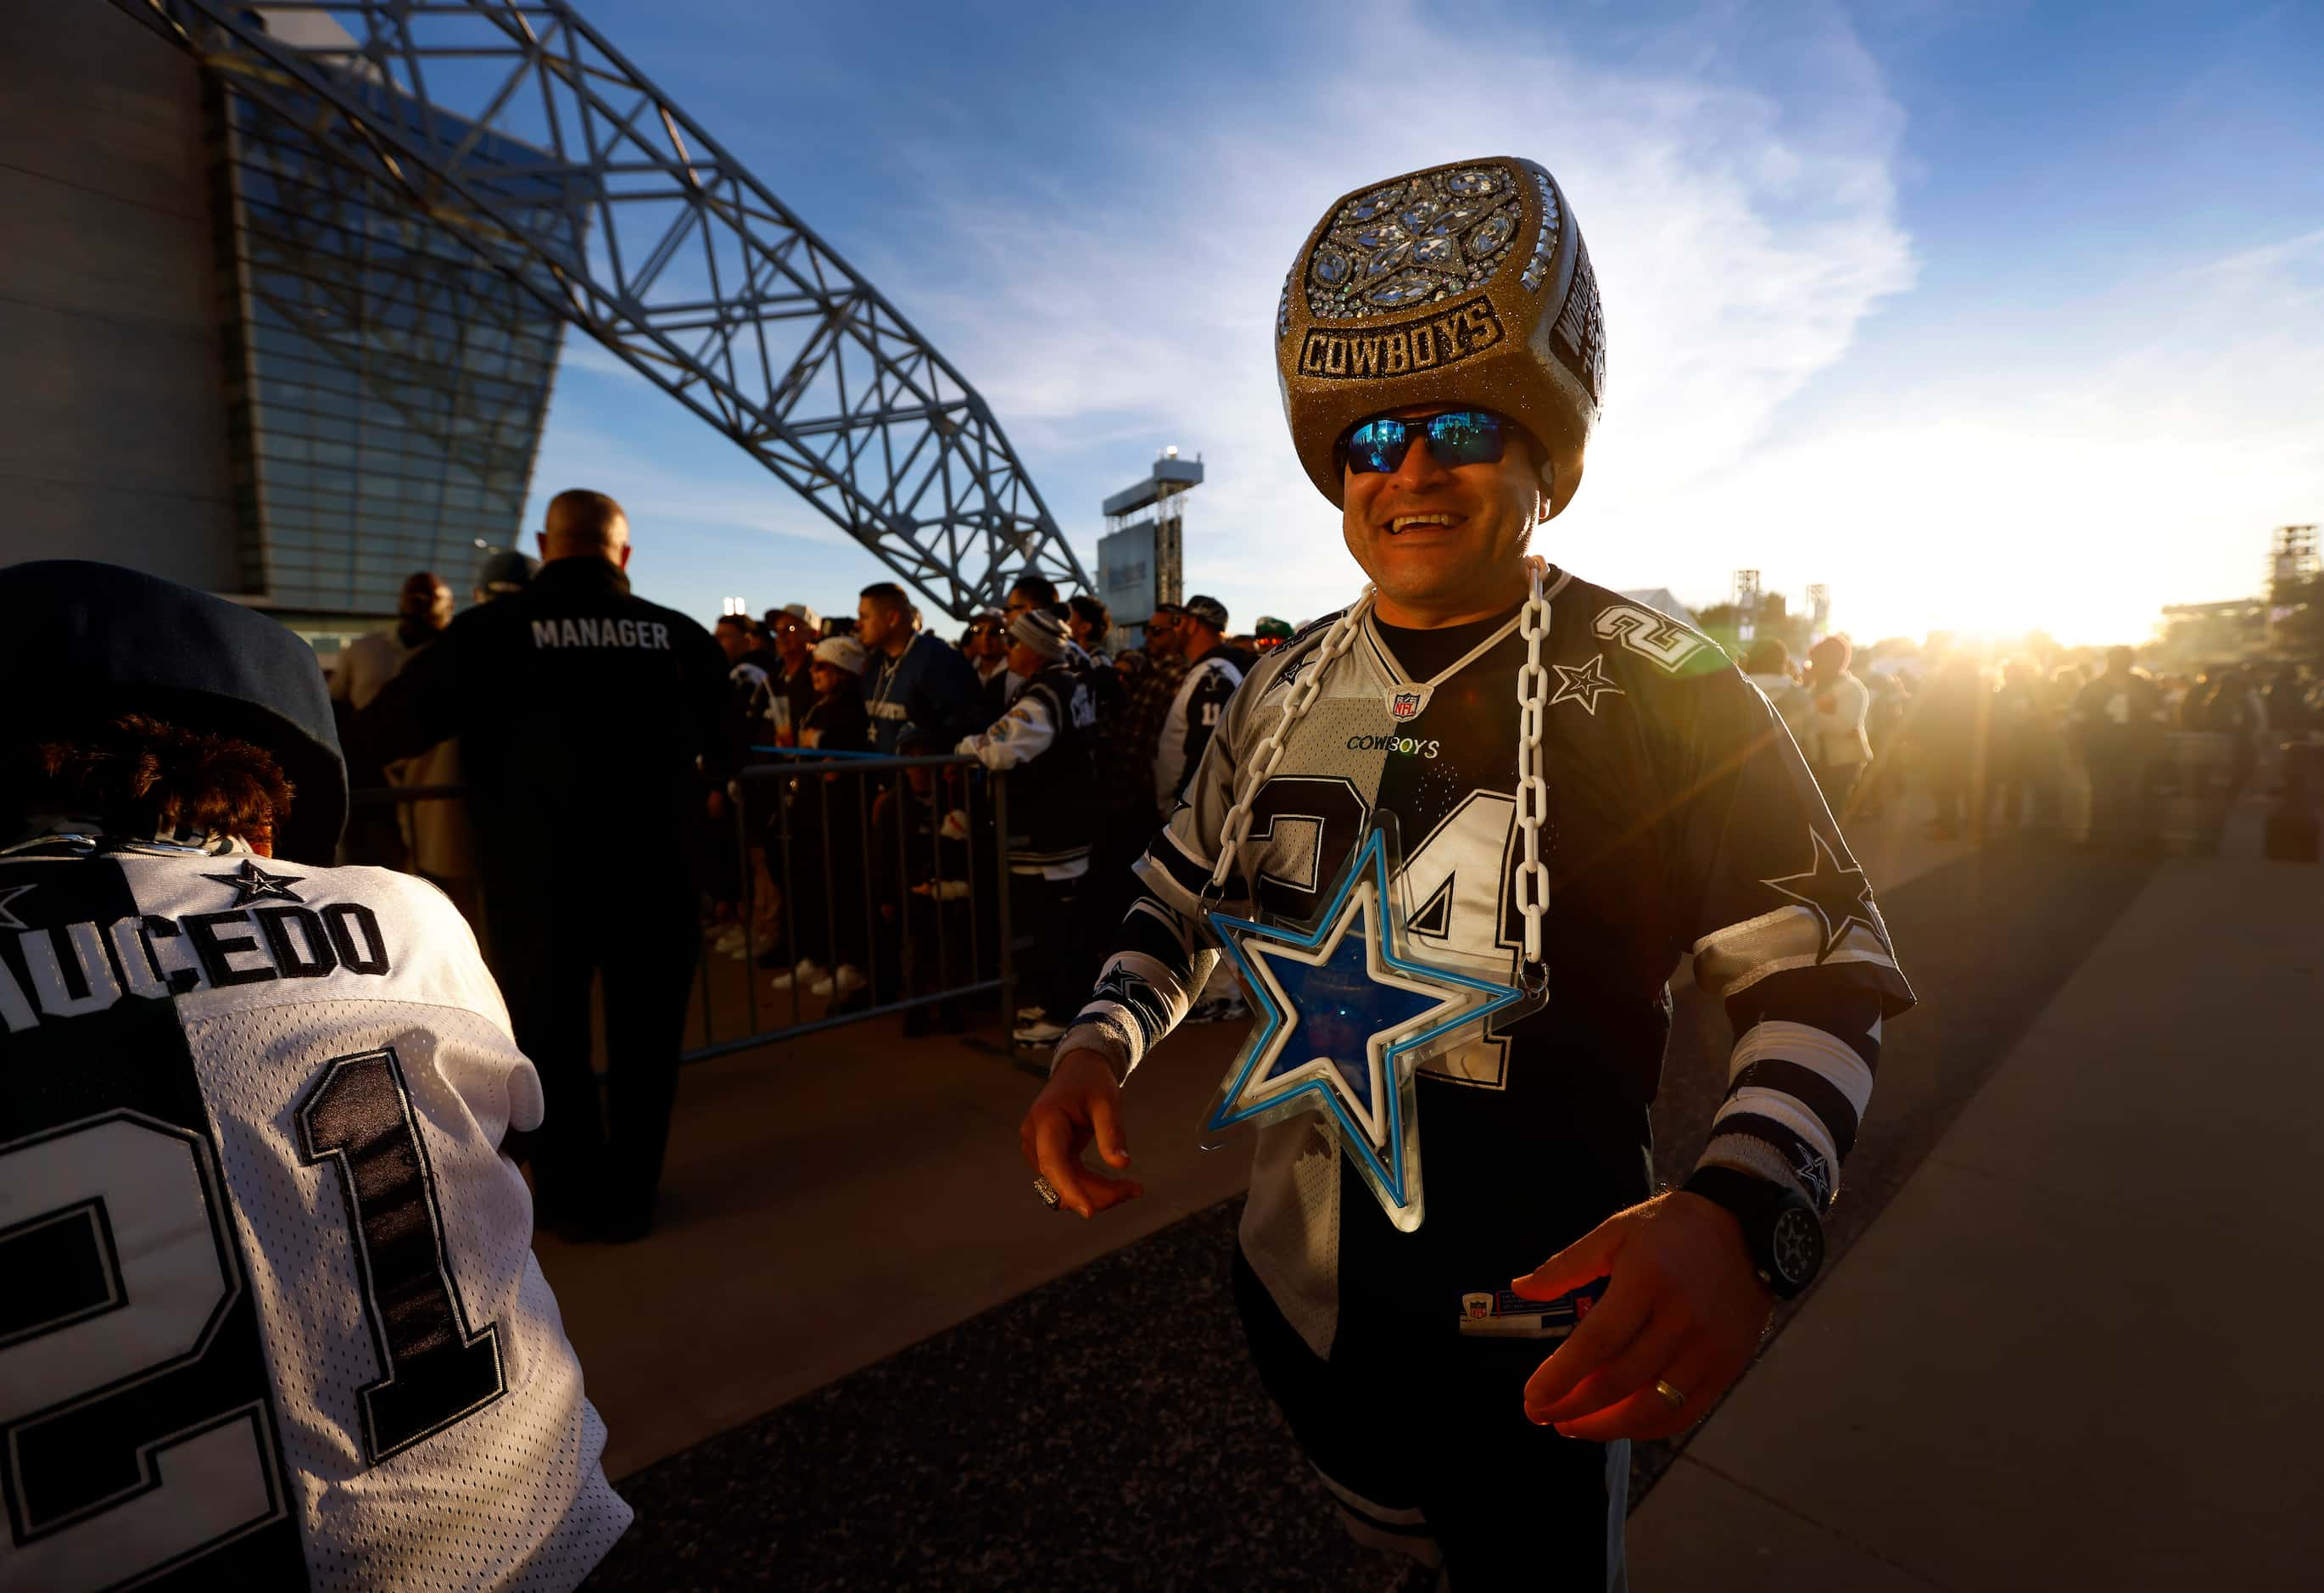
1276, 156, 1604, 517
0, 560, 348, 863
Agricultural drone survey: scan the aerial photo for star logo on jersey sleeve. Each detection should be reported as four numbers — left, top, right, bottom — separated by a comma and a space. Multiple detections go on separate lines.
1792, 1145, 1834, 1209
1760, 830, 1879, 959
1549, 653, 1624, 715
0, 882, 34, 931
203, 858, 305, 905
1200, 824, 1534, 1232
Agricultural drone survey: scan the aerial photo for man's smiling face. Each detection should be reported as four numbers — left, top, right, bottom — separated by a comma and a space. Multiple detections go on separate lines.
1340, 405, 1545, 623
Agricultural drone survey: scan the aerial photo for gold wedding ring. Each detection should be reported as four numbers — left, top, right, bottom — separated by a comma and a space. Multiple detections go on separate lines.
1031, 1175, 1062, 1211
1653, 1379, 1687, 1410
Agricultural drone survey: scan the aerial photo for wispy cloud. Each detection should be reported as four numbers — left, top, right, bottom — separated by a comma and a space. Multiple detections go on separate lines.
863, 0, 1917, 626
1654, 226, 2324, 645
528, 368, 855, 558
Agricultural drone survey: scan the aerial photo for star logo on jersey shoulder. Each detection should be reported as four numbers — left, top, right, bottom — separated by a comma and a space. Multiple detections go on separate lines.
1549, 653, 1624, 715
1792, 1145, 1834, 1209
0, 882, 34, 931
1761, 830, 1878, 960
204, 858, 305, 906
1201, 824, 1531, 1232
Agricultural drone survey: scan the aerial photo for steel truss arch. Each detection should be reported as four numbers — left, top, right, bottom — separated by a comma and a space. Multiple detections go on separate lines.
114, 0, 1087, 620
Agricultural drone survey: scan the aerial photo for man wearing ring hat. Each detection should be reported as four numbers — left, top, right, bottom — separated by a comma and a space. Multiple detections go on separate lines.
1020, 158, 1914, 1585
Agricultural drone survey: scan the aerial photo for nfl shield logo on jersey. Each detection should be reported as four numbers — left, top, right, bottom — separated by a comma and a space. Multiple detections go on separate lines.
1462, 1291, 1494, 1321
1390, 690, 1423, 720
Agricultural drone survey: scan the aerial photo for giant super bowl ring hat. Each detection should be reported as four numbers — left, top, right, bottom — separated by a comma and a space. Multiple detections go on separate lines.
1276, 157, 1605, 518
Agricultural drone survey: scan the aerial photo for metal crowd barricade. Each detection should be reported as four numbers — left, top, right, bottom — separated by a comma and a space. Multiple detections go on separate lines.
690, 751, 1013, 1063
345, 755, 1017, 1064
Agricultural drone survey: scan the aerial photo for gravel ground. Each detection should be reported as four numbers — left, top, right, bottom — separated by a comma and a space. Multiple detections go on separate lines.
588, 830, 2159, 1590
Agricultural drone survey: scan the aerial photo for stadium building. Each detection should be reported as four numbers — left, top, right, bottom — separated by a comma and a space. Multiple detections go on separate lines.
9, 0, 1085, 655
7, 3, 564, 657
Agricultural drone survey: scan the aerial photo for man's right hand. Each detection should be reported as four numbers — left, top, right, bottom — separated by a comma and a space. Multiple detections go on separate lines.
1019, 1049, 1142, 1220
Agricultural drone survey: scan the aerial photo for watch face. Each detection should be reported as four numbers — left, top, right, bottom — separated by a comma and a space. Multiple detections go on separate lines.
1770, 1205, 1824, 1287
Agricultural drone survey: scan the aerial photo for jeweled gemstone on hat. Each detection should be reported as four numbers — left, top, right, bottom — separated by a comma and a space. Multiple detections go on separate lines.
1304, 163, 1528, 321
1468, 211, 1515, 256
1365, 270, 1439, 307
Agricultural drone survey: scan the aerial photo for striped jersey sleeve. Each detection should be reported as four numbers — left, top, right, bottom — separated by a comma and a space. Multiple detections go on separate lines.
1657, 662, 1914, 1214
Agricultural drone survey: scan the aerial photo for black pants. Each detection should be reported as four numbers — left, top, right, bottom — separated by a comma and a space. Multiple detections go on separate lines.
1232, 1246, 1628, 1589
1008, 869, 1081, 1018
493, 886, 698, 1221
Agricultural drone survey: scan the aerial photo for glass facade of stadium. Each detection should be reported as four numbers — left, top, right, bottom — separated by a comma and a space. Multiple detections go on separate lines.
212, 70, 567, 643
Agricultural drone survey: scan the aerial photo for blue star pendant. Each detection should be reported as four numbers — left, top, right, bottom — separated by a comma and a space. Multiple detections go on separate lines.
1199, 818, 1539, 1232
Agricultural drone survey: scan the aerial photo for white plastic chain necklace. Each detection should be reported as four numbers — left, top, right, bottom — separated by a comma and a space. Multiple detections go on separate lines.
1207, 555, 1554, 988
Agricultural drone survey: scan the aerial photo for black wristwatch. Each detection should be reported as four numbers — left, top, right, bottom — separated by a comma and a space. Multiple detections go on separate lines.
1682, 1165, 1825, 1300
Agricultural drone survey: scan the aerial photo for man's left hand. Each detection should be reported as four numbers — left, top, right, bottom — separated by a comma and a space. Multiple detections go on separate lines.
1509, 1190, 1775, 1442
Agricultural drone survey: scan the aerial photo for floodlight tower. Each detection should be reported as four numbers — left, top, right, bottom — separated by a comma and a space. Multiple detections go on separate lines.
1732, 569, 1763, 643
1098, 448, 1203, 645
2270, 525, 2319, 591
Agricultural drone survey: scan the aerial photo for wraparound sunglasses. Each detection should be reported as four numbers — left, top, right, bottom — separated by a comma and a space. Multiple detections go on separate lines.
1340, 410, 1514, 475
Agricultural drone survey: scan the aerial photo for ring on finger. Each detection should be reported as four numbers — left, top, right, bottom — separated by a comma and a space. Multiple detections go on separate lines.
1652, 1378, 1686, 1411
1031, 1174, 1062, 1211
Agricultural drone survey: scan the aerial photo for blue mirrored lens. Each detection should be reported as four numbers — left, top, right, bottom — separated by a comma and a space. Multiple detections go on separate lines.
1427, 411, 1506, 466
1344, 419, 1411, 474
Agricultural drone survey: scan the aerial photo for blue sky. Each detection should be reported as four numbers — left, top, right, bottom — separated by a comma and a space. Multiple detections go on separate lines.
510, 0, 2324, 646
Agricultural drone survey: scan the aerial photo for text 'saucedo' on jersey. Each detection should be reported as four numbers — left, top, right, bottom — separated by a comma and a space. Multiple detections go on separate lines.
0, 836, 630, 1590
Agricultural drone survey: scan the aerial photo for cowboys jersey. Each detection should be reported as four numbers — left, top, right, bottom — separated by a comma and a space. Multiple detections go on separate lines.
1154, 646, 1252, 811
0, 837, 629, 1591
1059, 569, 1915, 1359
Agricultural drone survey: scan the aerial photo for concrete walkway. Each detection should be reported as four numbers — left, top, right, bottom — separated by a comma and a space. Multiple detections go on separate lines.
1627, 851, 2324, 1591
542, 796, 1973, 1480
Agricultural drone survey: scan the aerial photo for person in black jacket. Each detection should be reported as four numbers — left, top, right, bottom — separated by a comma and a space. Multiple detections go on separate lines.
859, 581, 986, 754
957, 610, 1097, 1046
357, 488, 732, 1243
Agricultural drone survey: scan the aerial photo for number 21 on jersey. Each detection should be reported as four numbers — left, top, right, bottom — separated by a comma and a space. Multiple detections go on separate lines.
0, 1046, 506, 1591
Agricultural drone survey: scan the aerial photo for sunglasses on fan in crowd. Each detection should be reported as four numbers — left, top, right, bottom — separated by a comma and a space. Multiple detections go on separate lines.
1340, 409, 1515, 476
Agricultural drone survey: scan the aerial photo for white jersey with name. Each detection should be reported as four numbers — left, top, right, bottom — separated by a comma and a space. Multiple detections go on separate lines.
0, 838, 630, 1592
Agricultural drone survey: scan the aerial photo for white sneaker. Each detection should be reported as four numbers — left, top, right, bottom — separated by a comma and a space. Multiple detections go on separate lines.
810, 964, 867, 997
769, 959, 824, 990
711, 925, 746, 954
1013, 1018, 1067, 1046
1014, 1003, 1047, 1023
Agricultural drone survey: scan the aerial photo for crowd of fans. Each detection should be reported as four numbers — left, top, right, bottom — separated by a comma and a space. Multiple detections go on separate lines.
338, 551, 2321, 1057
682, 576, 1293, 1045
1738, 634, 2319, 848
